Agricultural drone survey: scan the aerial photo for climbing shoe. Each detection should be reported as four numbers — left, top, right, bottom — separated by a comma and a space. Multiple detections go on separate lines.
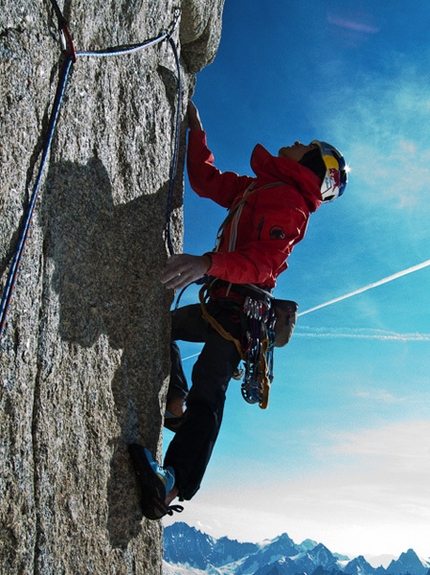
164, 410, 187, 432
128, 444, 183, 520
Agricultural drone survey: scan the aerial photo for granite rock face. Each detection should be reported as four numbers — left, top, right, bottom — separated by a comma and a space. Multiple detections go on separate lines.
0, 1, 224, 573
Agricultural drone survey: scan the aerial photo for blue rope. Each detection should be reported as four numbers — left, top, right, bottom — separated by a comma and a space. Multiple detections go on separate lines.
0, 7, 182, 341
0, 56, 73, 339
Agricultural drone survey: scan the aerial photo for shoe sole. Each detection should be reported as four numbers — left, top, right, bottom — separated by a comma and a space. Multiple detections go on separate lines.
128, 444, 170, 520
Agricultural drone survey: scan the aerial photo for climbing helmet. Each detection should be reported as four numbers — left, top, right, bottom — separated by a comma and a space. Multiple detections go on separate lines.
311, 140, 348, 202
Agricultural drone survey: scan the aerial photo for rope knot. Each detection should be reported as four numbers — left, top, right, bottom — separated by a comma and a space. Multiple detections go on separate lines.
59, 24, 77, 63
166, 7, 181, 39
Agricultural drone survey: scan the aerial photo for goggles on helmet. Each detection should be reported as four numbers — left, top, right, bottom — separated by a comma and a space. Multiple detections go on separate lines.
311, 140, 348, 202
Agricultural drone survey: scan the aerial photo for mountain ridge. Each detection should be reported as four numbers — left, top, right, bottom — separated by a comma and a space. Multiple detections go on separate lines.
163, 522, 430, 575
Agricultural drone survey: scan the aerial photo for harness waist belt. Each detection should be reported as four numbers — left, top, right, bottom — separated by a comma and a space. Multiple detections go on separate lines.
209, 279, 273, 304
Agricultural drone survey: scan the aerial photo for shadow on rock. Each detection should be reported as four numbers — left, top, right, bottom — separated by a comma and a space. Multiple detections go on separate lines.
43, 156, 172, 547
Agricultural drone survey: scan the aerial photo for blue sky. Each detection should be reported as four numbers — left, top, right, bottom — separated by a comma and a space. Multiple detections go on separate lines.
164, 1, 430, 561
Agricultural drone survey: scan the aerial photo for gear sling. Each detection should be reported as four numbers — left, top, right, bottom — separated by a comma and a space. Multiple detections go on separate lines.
198, 182, 298, 409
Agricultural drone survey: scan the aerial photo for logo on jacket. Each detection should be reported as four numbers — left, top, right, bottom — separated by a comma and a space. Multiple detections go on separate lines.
270, 225, 286, 240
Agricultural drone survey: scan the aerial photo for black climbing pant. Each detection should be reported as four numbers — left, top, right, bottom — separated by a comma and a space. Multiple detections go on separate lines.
164, 299, 243, 500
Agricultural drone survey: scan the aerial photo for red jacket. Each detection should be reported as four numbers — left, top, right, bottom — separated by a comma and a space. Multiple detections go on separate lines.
187, 130, 323, 289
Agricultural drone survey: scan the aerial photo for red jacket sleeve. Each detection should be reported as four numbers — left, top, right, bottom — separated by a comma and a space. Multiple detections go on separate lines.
187, 130, 311, 288
187, 130, 253, 208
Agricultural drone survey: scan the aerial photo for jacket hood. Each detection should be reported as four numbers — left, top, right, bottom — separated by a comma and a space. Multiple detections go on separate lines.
250, 144, 323, 212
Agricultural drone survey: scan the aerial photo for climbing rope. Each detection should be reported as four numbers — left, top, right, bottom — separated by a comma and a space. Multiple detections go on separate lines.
0, 2, 182, 341
0, 56, 73, 340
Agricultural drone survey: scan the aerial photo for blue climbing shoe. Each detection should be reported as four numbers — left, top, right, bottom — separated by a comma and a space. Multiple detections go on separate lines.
128, 444, 183, 520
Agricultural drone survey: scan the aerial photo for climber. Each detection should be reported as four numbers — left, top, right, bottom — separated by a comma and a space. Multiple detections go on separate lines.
129, 100, 348, 520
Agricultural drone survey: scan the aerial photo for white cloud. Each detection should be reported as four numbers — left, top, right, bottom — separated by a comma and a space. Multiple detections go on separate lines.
350, 139, 430, 209
317, 59, 430, 211
331, 420, 430, 466
353, 387, 407, 403
164, 420, 430, 557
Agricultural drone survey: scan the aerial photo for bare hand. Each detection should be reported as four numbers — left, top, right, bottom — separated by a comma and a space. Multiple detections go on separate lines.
187, 101, 203, 131
160, 254, 211, 290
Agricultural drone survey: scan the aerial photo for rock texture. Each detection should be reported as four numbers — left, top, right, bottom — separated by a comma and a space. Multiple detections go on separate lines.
0, 1, 224, 573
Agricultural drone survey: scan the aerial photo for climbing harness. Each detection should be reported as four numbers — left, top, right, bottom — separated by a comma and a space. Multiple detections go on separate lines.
210, 182, 280, 409
198, 281, 276, 410
198, 283, 245, 360
0, 2, 182, 341
241, 293, 276, 409
194, 179, 301, 409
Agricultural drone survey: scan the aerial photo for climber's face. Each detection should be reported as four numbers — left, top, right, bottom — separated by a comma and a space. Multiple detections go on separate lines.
278, 141, 318, 162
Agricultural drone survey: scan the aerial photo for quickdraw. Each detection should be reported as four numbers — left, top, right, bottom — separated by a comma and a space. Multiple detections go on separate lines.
241, 295, 276, 409
199, 283, 276, 410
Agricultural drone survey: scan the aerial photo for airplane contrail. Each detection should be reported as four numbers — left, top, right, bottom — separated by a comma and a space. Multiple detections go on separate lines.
294, 328, 430, 341
298, 259, 430, 317
180, 258, 430, 360
182, 352, 200, 362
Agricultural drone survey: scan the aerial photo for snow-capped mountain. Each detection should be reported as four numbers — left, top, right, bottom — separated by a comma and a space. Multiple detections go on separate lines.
163, 522, 430, 575
163, 522, 259, 570
386, 550, 430, 575
343, 555, 379, 575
